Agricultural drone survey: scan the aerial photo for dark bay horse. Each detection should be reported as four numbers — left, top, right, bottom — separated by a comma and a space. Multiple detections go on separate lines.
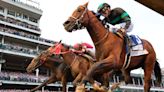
63, 2, 162, 92
26, 50, 73, 92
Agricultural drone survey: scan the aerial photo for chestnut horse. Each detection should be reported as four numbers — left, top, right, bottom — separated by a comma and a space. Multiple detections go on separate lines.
26, 50, 73, 92
63, 2, 162, 92
50, 42, 110, 90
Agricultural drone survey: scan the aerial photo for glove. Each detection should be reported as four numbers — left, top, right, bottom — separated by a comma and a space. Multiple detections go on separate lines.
113, 24, 121, 29
120, 28, 126, 33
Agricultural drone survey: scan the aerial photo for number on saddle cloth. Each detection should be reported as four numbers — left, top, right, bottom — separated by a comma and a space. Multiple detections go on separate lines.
130, 35, 142, 46
129, 35, 143, 50
129, 35, 149, 56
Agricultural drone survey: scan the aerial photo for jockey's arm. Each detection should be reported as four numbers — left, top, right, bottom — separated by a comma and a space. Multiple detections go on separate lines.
124, 19, 131, 30
119, 19, 131, 33
115, 18, 131, 33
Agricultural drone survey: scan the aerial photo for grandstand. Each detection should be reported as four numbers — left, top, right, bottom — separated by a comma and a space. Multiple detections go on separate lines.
0, 0, 61, 91
0, 0, 164, 92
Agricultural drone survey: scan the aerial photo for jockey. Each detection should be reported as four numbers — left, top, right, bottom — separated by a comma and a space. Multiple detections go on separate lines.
97, 3, 133, 52
73, 43, 96, 61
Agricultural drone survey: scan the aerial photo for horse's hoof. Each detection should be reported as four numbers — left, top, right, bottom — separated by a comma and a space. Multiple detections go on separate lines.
107, 89, 112, 92
93, 83, 107, 92
99, 86, 108, 92
75, 84, 86, 92
92, 81, 101, 90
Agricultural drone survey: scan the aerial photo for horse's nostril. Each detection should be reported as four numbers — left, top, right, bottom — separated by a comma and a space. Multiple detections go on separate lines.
63, 21, 70, 25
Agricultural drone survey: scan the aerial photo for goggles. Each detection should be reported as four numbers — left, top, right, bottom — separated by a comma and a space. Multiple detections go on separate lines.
101, 6, 109, 13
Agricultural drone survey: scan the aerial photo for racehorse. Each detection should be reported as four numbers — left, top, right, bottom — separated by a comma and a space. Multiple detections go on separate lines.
51, 42, 110, 90
63, 2, 162, 92
26, 50, 72, 92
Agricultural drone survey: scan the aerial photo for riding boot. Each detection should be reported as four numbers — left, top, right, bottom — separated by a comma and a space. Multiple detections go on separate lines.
85, 51, 96, 62
124, 34, 131, 54
83, 54, 96, 62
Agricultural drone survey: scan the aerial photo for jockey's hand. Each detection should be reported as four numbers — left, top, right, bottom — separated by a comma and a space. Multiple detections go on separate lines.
114, 24, 121, 29
120, 28, 126, 33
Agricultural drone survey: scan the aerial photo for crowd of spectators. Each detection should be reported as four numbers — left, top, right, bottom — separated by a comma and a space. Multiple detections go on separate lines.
0, 15, 5, 21
6, 17, 40, 31
0, 14, 40, 31
0, 43, 39, 55
11, 0, 41, 10
0, 71, 48, 83
0, 89, 56, 92
0, 25, 55, 44
0, 71, 64, 92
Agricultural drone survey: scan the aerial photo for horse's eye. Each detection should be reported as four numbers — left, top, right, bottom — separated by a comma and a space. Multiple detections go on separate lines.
77, 8, 81, 12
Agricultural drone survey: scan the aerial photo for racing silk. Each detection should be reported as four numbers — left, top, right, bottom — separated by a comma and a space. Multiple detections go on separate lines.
105, 8, 131, 30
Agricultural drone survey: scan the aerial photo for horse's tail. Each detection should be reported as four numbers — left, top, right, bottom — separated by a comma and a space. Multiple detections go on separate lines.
154, 60, 162, 85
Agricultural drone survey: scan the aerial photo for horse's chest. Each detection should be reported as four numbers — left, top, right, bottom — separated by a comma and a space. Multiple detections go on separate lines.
96, 45, 112, 59
96, 51, 109, 61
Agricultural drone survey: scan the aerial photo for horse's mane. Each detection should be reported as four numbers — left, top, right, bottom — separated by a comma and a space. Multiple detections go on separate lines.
90, 11, 104, 22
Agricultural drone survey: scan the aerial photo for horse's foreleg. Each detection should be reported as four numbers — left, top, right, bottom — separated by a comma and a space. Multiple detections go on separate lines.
82, 60, 113, 84
102, 73, 110, 88
30, 75, 56, 92
61, 75, 67, 92
73, 73, 83, 86
81, 60, 114, 92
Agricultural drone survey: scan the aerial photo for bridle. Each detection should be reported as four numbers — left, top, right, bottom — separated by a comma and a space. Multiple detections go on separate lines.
35, 51, 51, 68
70, 5, 88, 29
34, 50, 56, 69
69, 5, 109, 46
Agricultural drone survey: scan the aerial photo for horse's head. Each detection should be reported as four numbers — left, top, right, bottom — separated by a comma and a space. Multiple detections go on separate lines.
50, 42, 71, 56
63, 2, 89, 32
26, 50, 52, 73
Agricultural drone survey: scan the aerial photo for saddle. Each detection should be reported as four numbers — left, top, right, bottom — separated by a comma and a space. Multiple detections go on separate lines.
82, 53, 96, 62
115, 29, 148, 56
115, 29, 148, 69
74, 50, 96, 62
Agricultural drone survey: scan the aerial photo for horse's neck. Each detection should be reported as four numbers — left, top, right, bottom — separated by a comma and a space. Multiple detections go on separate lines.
44, 59, 56, 70
86, 11, 110, 46
86, 11, 124, 60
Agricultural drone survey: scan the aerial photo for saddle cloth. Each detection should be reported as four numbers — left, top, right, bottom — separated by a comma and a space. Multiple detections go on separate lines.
129, 35, 148, 56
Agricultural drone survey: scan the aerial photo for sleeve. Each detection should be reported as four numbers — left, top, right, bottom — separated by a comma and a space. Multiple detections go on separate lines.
124, 20, 131, 30
119, 9, 131, 30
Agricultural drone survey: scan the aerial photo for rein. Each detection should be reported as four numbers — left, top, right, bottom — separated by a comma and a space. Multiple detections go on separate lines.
57, 50, 71, 55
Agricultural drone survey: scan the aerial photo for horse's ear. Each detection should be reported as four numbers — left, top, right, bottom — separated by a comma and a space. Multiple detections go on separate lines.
59, 40, 62, 43
84, 2, 89, 7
